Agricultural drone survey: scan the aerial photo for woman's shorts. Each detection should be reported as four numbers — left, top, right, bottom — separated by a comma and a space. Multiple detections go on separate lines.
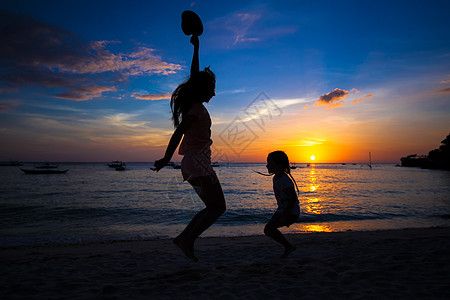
181, 148, 216, 181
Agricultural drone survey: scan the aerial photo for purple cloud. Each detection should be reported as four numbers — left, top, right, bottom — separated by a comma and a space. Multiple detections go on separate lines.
314, 88, 349, 108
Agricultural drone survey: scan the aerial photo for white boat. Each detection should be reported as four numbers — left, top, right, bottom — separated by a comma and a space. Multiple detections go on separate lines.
108, 161, 126, 168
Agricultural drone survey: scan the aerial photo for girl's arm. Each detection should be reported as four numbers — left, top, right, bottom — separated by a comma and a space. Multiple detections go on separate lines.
281, 187, 298, 213
190, 35, 199, 75
153, 115, 198, 171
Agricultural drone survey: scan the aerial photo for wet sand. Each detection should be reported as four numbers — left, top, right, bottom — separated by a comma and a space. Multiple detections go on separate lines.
1, 227, 450, 299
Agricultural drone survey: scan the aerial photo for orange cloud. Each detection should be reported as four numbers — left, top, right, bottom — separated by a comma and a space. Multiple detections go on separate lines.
439, 88, 450, 93
326, 102, 344, 109
352, 93, 374, 104
131, 92, 171, 100
314, 88, 348, 108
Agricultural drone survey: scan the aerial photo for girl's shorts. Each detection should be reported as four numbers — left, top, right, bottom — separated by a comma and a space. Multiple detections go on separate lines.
268, 212, 299, 228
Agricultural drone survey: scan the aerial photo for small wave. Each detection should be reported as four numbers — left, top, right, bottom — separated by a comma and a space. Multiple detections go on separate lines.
215, 210, 407, 225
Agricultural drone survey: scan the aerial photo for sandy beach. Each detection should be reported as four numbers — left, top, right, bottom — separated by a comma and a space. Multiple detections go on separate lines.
1, 227, 450, 299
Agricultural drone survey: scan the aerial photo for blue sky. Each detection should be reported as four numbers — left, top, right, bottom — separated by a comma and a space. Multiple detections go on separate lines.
1, 0, 449, 162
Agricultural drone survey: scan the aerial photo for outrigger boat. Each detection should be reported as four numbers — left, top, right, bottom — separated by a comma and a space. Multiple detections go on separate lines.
21, 168, 68, 174
21, 162, 68, 174
35, 162, 58, 169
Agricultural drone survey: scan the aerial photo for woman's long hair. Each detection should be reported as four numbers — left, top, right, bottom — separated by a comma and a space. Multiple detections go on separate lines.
170, 67, 215, 128
267, 150, 300, 195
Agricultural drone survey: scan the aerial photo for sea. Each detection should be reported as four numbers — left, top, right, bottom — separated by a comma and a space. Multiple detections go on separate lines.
1, 162, 449, 248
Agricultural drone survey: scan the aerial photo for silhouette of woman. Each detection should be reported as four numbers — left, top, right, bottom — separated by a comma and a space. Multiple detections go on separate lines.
153, 35, 226, 262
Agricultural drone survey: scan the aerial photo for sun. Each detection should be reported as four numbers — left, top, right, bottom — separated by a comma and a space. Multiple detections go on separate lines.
310, 155, 316, 161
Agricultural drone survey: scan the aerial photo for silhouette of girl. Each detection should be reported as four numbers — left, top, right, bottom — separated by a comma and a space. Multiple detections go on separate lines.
264, 151, 300, 258
153, 36, 226, 262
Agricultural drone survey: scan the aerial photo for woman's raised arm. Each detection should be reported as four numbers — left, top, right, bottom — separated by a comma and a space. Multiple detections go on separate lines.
190, 35, 199, 75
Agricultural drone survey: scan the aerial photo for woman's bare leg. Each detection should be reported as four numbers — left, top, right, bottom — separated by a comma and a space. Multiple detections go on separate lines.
175, 174, 226, 261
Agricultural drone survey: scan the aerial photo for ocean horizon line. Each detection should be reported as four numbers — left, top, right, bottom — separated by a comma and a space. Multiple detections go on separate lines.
3, 161, 401, 165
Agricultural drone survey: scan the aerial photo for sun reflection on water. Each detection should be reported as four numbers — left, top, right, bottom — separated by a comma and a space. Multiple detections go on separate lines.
302, 163, 325, 215
308, 164, 318, 192
303, 224, 332, 232
303, 198, 324, 215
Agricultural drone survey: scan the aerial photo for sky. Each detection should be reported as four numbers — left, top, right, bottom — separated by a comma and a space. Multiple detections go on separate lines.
0, 0, 449, 163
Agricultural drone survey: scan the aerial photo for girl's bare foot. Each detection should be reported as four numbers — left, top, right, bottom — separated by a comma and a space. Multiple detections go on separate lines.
281, 245, 296, 259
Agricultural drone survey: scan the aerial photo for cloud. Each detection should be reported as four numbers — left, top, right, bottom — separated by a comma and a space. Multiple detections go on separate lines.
229, 12, 261, 45
131, 92, 171, 100
314, 88, 349, 108
439, 88, 450, 93
295, 138, 326, 147
352, 93, 374, 104
0, 102, 18, 111
239, 97, 310, 123
54, 85, 117, 101
209, 9, 297, 47
0, 10, 182, 100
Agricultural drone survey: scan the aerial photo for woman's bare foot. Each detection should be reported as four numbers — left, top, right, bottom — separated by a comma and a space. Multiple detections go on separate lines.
281, 245, 296, 259
174, 238, 198, 262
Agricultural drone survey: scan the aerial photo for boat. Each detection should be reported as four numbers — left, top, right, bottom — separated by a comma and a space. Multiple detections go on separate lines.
0, 160, 23, 166
290, 163, 297, 169
108, 161, 126, 168
114, 164, 126, 171
35, 162, 58, 169
212, 162, 220, 167
368, 152, 372, 169
21, 168, 68, 174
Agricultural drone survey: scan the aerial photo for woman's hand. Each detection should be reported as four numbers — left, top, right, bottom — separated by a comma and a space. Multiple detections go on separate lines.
152, 157, 170, 172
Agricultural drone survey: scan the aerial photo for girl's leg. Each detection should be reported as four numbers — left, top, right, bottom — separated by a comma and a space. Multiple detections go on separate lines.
264, 214, 296, 258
